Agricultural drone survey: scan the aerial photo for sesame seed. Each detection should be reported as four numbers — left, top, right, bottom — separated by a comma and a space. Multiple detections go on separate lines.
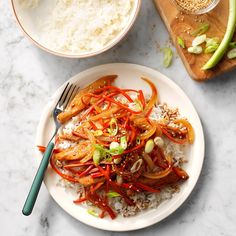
174, 0, 213, 13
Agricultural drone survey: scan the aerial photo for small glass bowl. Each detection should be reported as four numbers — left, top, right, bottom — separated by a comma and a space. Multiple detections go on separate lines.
172, 0, 220, 15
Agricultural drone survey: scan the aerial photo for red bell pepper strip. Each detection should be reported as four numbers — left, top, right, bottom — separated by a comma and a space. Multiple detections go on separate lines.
94, 86, 134, 102
112, 154, 122, 160
134, 182, 160, 193
145, 107, 153, 118
89, 120, 98, 130
123, 140, 145, 154
73, 197, 87, 204
161, 128, 187, 144
123, 116, 129, 128
86, 191, 116, 219
106, 101, 111, 109
50, 158, 79, 183
98, 118, 104, 126
121, 183, 140, 192
92, 182, 104, 193
96, 139, 110, 147
102, 121, 111, 129
89, 168, 99, 174
91, 172, 104, 178
80, 98, 105, 120
99, 210, 105, 219
109, 180, 135, 206
79, 165, 94, 177
129, 125, 136, 144
97, 166, 109, 179
97, 166, 134, 206
102, 96, 141, 114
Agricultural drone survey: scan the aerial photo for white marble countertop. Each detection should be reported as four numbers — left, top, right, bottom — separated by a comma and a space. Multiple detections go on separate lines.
1, 1, 236, 236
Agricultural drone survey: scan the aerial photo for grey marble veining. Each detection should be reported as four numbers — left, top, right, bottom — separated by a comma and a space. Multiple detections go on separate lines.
1, 1, 236, 236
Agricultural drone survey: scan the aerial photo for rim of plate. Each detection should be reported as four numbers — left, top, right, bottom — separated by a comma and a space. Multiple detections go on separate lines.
35, 63, 205, 231
10, 0, 141, 58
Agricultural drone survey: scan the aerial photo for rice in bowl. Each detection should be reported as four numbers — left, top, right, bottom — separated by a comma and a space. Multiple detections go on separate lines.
16, 0, 138, 56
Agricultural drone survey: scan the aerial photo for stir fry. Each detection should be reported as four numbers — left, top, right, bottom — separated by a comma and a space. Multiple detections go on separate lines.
38, 75, 194, 219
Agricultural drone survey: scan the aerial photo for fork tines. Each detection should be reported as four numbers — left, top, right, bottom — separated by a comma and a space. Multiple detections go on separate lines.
57, 83, 80, 110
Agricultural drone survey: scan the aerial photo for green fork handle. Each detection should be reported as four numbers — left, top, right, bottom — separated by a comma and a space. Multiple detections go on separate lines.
22, 142, 55, 216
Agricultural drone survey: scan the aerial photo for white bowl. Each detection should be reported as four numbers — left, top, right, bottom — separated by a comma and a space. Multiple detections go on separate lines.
11, 0, 141, 58
36, 63, 205, 231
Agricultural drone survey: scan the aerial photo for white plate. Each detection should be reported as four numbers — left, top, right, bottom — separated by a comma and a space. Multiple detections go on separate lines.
11, 0, 141, 58
36, 63, 205, 231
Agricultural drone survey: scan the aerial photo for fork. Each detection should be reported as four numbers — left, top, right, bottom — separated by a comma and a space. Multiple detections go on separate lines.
22, 82, 79, 216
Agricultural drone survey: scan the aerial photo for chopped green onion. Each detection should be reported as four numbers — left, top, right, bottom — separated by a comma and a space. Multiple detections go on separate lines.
113, 157, 122, 164
206, 37, 220, 47
108, 118, 118, 136
145, 139, 155, 153
93, 149, 101, 166
94, 143, 123, 157
87, 209, 99, 217
162, 47, 173, 68
192, 34, 206, 46
229, 42, 236, 48
120, 136, 127, 150
109, 141, 124, 155
93, 130, 103, 137
94, 144, 106, 154
109, 146, 124, 155
190, 23, 210, 36
103, 155, 112, 162
94, 144, 103, 150
93, 144, 109, 159
136, 137, 141, 145
177, 36, 185, 48
187, 46, 202, 54
107, 191, 120, 198
109, 141, 120, 150
204, 37, 220, 53
205, 45, 219, 53
202, 0, 236, 70
205, 39, 219, 53
227, 48, 236, 59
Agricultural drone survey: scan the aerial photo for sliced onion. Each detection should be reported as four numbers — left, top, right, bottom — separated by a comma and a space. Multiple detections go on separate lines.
141, 77, 158, 113
130, 159, 143, 173
116, 175, 123, 185
192, 34, 206, 46
142, 166, 172, 179
143, 153, 155, 171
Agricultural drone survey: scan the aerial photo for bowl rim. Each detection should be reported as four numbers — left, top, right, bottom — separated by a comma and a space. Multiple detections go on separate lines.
10, 0, 142, 58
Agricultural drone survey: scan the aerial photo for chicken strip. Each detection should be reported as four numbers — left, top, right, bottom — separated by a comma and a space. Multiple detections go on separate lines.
58, 75, 117, 123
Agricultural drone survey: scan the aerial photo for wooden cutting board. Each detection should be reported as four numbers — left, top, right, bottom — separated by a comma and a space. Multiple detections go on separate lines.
154, 0, 236, 81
